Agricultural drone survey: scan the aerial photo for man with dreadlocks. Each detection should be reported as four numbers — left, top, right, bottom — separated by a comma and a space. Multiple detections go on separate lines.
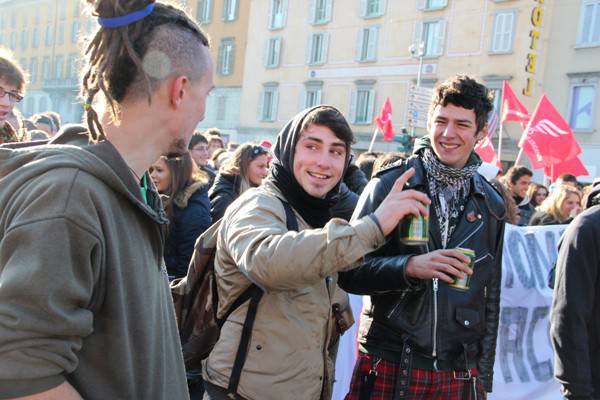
0, 1, 213, 399
340, 75, 506, 399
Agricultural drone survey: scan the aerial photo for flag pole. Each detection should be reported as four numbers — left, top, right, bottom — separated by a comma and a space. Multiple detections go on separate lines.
368, 128, 379, 152
515, 147, 525, 166
497, 122, 504, 163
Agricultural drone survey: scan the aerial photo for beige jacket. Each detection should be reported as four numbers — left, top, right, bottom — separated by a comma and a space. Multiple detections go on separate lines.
203, 181, 385, 400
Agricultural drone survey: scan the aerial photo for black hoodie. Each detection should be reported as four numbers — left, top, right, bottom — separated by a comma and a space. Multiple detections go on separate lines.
550, 178, 600, 400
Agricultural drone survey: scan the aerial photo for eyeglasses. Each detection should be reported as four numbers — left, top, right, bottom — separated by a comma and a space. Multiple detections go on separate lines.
0, 86, 23, 104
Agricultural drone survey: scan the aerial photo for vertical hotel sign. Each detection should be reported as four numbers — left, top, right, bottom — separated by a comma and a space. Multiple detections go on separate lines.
523, 0, 546, 96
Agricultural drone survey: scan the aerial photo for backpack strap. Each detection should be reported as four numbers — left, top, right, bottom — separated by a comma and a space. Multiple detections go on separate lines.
226, 198, 298, 396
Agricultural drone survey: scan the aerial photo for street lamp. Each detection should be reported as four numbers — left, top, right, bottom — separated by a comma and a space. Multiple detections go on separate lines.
408, 41, 425, 88
408, 41, 425, 137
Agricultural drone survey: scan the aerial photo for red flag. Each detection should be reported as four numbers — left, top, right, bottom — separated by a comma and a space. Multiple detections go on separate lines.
544, 156, 589, 181
519, 95, 582, 169
475, 134, 502, 170
374, 97, 394, 141
501, 81, 530, 128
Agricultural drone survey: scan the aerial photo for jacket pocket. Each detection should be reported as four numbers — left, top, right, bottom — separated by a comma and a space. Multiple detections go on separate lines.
455, 307, 480, 330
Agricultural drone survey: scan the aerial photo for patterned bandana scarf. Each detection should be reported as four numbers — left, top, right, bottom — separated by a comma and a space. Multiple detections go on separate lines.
421, 148, 480, 247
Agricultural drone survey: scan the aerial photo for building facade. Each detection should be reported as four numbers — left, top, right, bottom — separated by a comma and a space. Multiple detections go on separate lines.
0, 0, 90, 123
236, 0, 599, 177
186, 0, 250, 140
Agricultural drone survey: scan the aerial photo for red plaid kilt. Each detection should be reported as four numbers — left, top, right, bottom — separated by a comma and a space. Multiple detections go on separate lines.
344, 351, 487, 400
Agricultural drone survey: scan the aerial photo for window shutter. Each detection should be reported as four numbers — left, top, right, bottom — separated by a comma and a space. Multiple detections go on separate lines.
316, 89, 323, 105
207, 0, 213, 22
413, 21, 423, 48
367, 27, 378, 60
300, 90, 307, 111
360, 0, 367, 17
367, 89, 376, 123
274, 38, 282, 67
282, 0, 289, 27
229, 42, 236, 74
233, 0, 239, 20
309, 0, 316, 23
268, 0, 274, 28
217, 42, 224, 74
258, 91, 265, 121
505, 13, 515, 52
306, 34, 314, 64
349, 89, 357, 123
417, 0, 426, 11
435, 20, 445, 56
272, 89, 280, 121
322, 32, 330, 63
356, 28, 365, 61
325, 0, 333, 22
380, 0, 387, 16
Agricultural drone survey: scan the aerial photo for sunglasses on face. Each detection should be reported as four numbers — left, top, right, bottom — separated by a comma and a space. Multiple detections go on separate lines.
0, 86, 23, 104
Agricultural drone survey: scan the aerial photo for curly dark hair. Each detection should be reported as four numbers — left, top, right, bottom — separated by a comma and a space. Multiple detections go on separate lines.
82, 0, 210, 142
428, 74, 494, 133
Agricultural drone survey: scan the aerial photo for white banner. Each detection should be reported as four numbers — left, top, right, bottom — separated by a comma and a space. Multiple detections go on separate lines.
333, 224, 565, 399
489, 224, 563, 400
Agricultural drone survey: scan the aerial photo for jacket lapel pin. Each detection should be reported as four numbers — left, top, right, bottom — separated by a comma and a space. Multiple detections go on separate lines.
467, 211, 477, 222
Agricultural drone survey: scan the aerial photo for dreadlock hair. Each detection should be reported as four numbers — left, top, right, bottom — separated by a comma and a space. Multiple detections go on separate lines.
429, 74, 494, 134
82, 0, 210, 142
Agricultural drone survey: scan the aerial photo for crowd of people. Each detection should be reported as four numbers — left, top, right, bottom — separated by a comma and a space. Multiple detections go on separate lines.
0, 1, 598, 400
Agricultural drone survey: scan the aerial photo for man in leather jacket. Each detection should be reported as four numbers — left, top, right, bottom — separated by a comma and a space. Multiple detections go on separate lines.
340, 75, 506, 400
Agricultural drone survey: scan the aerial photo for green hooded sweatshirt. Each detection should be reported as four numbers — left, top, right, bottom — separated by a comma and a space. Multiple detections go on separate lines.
0, 127, 189, 399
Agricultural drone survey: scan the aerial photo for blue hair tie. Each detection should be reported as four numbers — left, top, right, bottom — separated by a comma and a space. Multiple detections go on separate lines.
97, 3, 155, 28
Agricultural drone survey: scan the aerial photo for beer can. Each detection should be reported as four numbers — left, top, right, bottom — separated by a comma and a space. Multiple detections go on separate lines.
449, 247, 475, 291
398, 204, 429, 245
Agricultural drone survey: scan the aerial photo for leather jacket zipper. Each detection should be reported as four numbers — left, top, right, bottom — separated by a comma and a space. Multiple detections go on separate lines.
454, 218, 484, 249
432, 278, 439, 359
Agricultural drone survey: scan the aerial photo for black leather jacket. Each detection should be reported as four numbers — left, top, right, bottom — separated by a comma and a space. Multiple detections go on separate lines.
339, 156, 506, 392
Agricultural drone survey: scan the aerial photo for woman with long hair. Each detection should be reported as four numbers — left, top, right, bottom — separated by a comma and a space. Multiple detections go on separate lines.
150, 152, 212, 279
209, 143, 270, 220
529, 184, 582, 226
527, 182, 549, 208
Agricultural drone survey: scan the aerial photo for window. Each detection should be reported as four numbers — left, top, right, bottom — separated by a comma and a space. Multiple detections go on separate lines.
45, 24, 53, 47
357, 26, 379, 62
491, 11, 516, 53
32, 27, 39, 48
361, 0, 385, 17
307, 32, 329, 65
569, 84, 596, 131
420, 0, 448, 10
55, 55, 64, 79
415, 20, 445, 57
223, 0, 238, 21
311, 0, 333, 24
20, 29, 28, 49
264, 37, 282, 68
218, 38, 235, 75
269, 0, 288, 29
577, 0, 600, 47
71, 21, 79, 43
197, 0, 213, 23
73, 1, 80, 17
259, 84, 279, 122
304, 82, 323, 109
350, 83, 376, 124
9, 32, 16, 50
68, 54, 77, 79
42, 56, 50, 80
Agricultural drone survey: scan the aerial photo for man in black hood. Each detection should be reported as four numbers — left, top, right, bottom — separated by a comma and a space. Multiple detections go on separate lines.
202, 105, 431, 400
550, 178, 600, 400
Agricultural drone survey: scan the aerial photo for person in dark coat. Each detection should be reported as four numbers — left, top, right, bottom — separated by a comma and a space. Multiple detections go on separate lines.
503, 165, 535, 226
209, 143, 269, 221
189, 130, 217, 186
340, 75, 506, 399
150, 152, 212, 279
528, 184, 582, 226
550, 178, 600, 400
